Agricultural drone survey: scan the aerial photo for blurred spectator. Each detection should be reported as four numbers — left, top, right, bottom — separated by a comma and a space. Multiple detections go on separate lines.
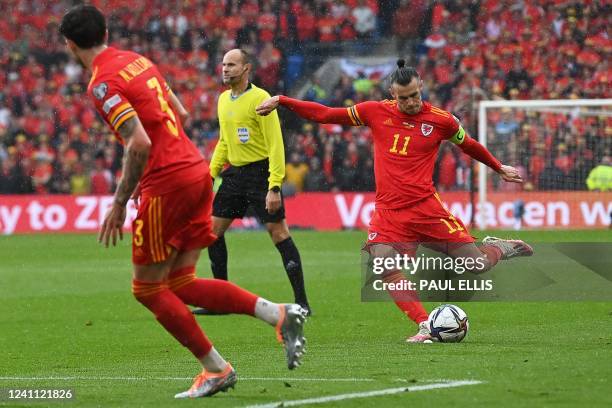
352, 0, 377, 40
330, 0, 349, 20
47, 161, 71, 194
296, 4, 317, 43
303, 157, 329, 192
539, 159, 567, 191
91, 153, 113, 195
352, 72, 374, 95
70, 163, 90, 195
553, 143, 573, 176
423, 27, 446, 51
0, 160, 9, 193
285, 152, 309, 193
512, 199, 525, 231
257, 2, 276, 43
254, 41, 281, 94
505, 58, 533, 98
317, 5, 338, 44
6, 157, 34, 194
586, 156, 612, 192
335, 157, 359, 191
31, 156, 53, 193
357, 157, 375, 191
0, 100, 10, 129
494, 109, 519, 147
304, 78, 328, 104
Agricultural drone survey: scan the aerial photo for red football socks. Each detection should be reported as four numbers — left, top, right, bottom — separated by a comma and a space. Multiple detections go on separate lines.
168, 266, 257, 315
382, 270, 429, 324
132, 279, 212, 359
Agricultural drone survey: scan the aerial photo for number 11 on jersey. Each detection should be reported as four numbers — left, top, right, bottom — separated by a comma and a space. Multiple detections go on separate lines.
389, 134, 410, 156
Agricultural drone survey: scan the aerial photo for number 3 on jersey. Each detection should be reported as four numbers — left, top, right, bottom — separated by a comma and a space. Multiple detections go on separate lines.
389, 134, 410, 156
133, 219, 144, 246
147, 77, 179, 137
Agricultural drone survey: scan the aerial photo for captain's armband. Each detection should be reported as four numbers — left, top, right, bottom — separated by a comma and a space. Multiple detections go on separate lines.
448, 126, 466, 145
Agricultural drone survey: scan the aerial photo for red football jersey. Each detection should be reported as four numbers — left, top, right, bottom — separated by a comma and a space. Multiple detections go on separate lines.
349, 100, 463, 209
88, 47, 208, 197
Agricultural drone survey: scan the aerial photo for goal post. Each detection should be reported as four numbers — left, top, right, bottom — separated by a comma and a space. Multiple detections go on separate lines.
476, 98, 612, 230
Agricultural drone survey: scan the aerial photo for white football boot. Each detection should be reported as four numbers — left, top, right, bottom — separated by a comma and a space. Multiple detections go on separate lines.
174, 363, 237, 399
406, 321, 433, 343
482, 236, 534, 259
276, 304, 308, 369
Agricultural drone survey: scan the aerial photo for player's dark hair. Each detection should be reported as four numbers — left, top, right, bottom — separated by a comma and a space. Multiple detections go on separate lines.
388, 59, 420, 86
59, 5, 107, 49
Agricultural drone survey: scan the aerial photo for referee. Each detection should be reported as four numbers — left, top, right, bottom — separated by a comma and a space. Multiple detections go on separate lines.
198, 48, 311, 315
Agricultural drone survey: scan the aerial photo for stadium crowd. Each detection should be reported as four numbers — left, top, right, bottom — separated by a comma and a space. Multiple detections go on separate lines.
0, 0, 609, 195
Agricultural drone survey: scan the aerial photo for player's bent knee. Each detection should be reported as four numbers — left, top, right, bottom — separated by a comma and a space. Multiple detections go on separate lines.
131, 279, 165, 305
168, 266, 196, 293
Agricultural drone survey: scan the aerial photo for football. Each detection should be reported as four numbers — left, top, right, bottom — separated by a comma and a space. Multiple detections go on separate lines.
428, 304, 469, 343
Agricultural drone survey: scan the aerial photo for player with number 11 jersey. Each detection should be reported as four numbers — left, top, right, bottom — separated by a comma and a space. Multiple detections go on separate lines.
256, 60, 534, 343
345, 98, 479, 211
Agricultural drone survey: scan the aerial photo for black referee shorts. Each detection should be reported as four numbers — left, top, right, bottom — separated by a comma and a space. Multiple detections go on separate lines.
212, 159, 286, 224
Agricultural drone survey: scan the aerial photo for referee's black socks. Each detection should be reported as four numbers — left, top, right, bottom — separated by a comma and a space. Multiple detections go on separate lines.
276, 237, 310, 312
208, 235, 228, 280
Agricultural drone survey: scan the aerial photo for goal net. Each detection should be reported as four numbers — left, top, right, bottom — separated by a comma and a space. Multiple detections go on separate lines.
475, 99, 612, 230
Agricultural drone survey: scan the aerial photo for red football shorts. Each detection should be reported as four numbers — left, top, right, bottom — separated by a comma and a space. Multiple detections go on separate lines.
132, 176, 217, 265
367, 192, 475, 250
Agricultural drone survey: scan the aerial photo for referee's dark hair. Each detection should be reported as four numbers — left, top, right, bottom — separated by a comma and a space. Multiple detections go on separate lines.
59, 5, 107, 49
388, 59, 420, 86
238, 49, 252, 66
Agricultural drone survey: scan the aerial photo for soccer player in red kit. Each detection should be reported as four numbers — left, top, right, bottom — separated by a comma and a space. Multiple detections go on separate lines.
59, 5, 306, 398
257, 60, 533, 342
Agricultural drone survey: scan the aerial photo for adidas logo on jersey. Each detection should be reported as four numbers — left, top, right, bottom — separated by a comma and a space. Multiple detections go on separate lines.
383, 118, 393, 126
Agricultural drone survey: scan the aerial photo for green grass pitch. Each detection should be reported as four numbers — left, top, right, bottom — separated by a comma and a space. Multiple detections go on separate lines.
1, 230, 611, 407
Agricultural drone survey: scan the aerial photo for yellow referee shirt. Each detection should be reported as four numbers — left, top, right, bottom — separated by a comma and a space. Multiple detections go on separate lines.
210, 83, 285, 189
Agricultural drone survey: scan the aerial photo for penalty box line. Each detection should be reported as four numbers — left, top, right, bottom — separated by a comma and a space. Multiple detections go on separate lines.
243, 380, 484, 408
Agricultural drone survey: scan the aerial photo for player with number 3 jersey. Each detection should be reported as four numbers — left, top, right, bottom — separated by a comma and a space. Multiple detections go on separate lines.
60, 5, 307, 398
257, 60, 534, 343
88, 44, 214, 265
89, 48, 206, 198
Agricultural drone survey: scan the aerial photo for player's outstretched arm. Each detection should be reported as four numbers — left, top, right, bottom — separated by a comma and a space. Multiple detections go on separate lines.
257, 95, 355, 126
255, 95, 281, 115
99, 116, 151, 247
456, 136, 522, 183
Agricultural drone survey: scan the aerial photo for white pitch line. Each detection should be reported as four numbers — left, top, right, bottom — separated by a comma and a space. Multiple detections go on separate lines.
243, 380, 483, 408
0, 376, 374, 382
